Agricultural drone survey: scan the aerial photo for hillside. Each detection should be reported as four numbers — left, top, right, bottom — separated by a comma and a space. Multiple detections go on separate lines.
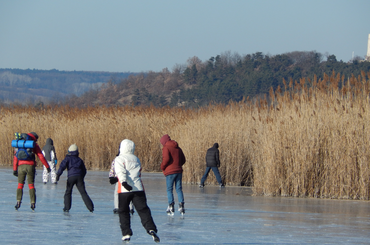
0, 68, 133, 105
64, 51, 370, 108
2, 51, 370, 108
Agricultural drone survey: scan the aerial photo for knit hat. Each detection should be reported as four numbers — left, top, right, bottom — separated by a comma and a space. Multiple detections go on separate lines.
160, 134, 171, 146
29, 132, 39, 140
68, 143, 78, 152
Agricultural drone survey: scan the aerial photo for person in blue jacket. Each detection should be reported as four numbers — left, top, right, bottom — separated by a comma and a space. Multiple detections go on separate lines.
56, 143, 94, 212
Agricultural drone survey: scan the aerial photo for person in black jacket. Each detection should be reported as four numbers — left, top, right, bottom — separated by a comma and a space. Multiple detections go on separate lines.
56, 143, 94, 212
199, 143, 224, 188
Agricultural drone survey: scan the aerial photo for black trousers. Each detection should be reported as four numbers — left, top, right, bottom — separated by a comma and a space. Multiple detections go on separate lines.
118, 191, 157, 236
64, 175, 94, 212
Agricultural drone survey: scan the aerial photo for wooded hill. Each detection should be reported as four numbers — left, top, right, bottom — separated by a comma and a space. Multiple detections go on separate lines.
63, 51, 370, 108
2, 51, 369, 108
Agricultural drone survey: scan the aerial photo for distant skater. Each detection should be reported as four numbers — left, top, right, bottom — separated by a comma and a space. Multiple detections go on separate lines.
199, 143, 224, 188
160, 134, 186, 215
114, 139, 159, 242
13, 132, 51, 211
56, 144, 94, 213
42, 138, 58, 184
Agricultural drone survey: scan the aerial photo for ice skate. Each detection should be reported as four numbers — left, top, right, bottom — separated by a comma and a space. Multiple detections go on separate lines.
149, 230, 160, 243
15, 201, 21, 210
178, 202, 185, 215
122, 234, 131, 242
30, 203, 35, 210
166, 202, 174, 215
199, 184, 204, 188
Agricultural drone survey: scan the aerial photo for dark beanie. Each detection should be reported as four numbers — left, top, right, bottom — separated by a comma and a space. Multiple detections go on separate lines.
30, 132, 39, 140
160, 134, 171, 146
213, 143, 219, 148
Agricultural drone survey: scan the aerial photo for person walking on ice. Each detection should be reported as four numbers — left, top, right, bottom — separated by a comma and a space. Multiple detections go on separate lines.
13, 132, 51, 211
160, 134, 186, 215
42, 138, 58, 184
56, 143, 94, 213
199, 143, 224, 188
114, 139, 159, 242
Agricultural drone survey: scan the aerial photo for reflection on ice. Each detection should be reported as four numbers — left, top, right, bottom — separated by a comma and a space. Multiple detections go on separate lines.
0, 167, 369, 244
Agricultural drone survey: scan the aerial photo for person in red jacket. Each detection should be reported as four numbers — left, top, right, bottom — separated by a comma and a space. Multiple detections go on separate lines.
160, 134, 186, 215
13, 132, 50, 211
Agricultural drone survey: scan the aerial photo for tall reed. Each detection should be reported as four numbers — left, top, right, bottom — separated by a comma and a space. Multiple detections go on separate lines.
1, 71, 369, 200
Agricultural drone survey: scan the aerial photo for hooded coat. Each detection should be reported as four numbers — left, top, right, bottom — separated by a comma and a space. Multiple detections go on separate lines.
160, 135, 186, 176
114, 139, 144, 193
206, 143, 220, 167
42, 138, 57, 162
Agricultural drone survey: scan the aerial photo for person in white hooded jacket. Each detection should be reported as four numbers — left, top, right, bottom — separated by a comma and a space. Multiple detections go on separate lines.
114, 139, 159, 243
109, 153, 135, 215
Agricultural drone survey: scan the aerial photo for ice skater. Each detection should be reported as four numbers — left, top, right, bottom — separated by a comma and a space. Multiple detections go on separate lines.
160, 134, 186, 215
13, 132, 51, 210
109, 147, 135, 215
114, 139, 159, 242
56, 143, 94, 213
42, 138, 58, 184
199, 143, 224, 188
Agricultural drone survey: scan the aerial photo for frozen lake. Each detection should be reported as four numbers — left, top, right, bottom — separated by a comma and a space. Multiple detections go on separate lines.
1, 166, 369, 244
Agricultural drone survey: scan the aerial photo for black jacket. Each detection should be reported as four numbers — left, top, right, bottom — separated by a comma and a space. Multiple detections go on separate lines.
42, 138, 57, 161
205, 143, 220, 167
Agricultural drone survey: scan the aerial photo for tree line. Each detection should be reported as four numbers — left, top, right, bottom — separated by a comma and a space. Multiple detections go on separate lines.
42, 51, 370, 108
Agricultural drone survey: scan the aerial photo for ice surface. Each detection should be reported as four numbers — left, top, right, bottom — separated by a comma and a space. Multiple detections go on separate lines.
0, 166, 369, 244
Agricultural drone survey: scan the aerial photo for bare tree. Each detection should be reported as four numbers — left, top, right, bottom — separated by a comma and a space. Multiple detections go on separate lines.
187, 56, 204, 70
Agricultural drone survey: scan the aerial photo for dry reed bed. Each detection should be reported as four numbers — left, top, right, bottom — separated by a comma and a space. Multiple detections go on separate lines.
1, 71, 369, 200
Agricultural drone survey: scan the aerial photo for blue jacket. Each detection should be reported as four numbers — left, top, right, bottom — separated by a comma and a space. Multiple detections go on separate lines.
56, 151, 87, 178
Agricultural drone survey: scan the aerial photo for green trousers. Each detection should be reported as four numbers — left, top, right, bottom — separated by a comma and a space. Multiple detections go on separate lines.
16, 164, 36, 204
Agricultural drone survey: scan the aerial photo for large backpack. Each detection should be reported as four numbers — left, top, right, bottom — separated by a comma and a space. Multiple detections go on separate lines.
11, 133, 35, 161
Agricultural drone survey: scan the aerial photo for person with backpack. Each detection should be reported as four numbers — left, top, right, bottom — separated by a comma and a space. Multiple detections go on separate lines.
114, 139, 159, 242
42, 138, 58, 184
199, 143, 224, 188
160, 134, 186, 215
56, 143, 94, 213
13, 132, 51, 211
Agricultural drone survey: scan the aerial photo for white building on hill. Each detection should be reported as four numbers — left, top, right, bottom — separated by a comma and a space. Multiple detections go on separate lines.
367, 34, 370, 61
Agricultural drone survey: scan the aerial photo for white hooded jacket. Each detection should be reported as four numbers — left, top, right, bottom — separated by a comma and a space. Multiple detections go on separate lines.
114, 139, 144, 193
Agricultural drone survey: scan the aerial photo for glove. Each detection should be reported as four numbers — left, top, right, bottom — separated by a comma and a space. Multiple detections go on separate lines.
13, 170, 18, 177
122, 182, 132, 191
47, 167, 51, 173
56, 175, 60, 181
54, 159, 57, 166
109, 177, 118, 185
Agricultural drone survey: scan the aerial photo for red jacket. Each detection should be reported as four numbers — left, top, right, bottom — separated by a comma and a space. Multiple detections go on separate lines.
13, 134, 50, 171
160, 140, 186, 176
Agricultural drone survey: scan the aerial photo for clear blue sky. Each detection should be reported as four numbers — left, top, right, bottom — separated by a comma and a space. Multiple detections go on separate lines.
1, 0, 369, 73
